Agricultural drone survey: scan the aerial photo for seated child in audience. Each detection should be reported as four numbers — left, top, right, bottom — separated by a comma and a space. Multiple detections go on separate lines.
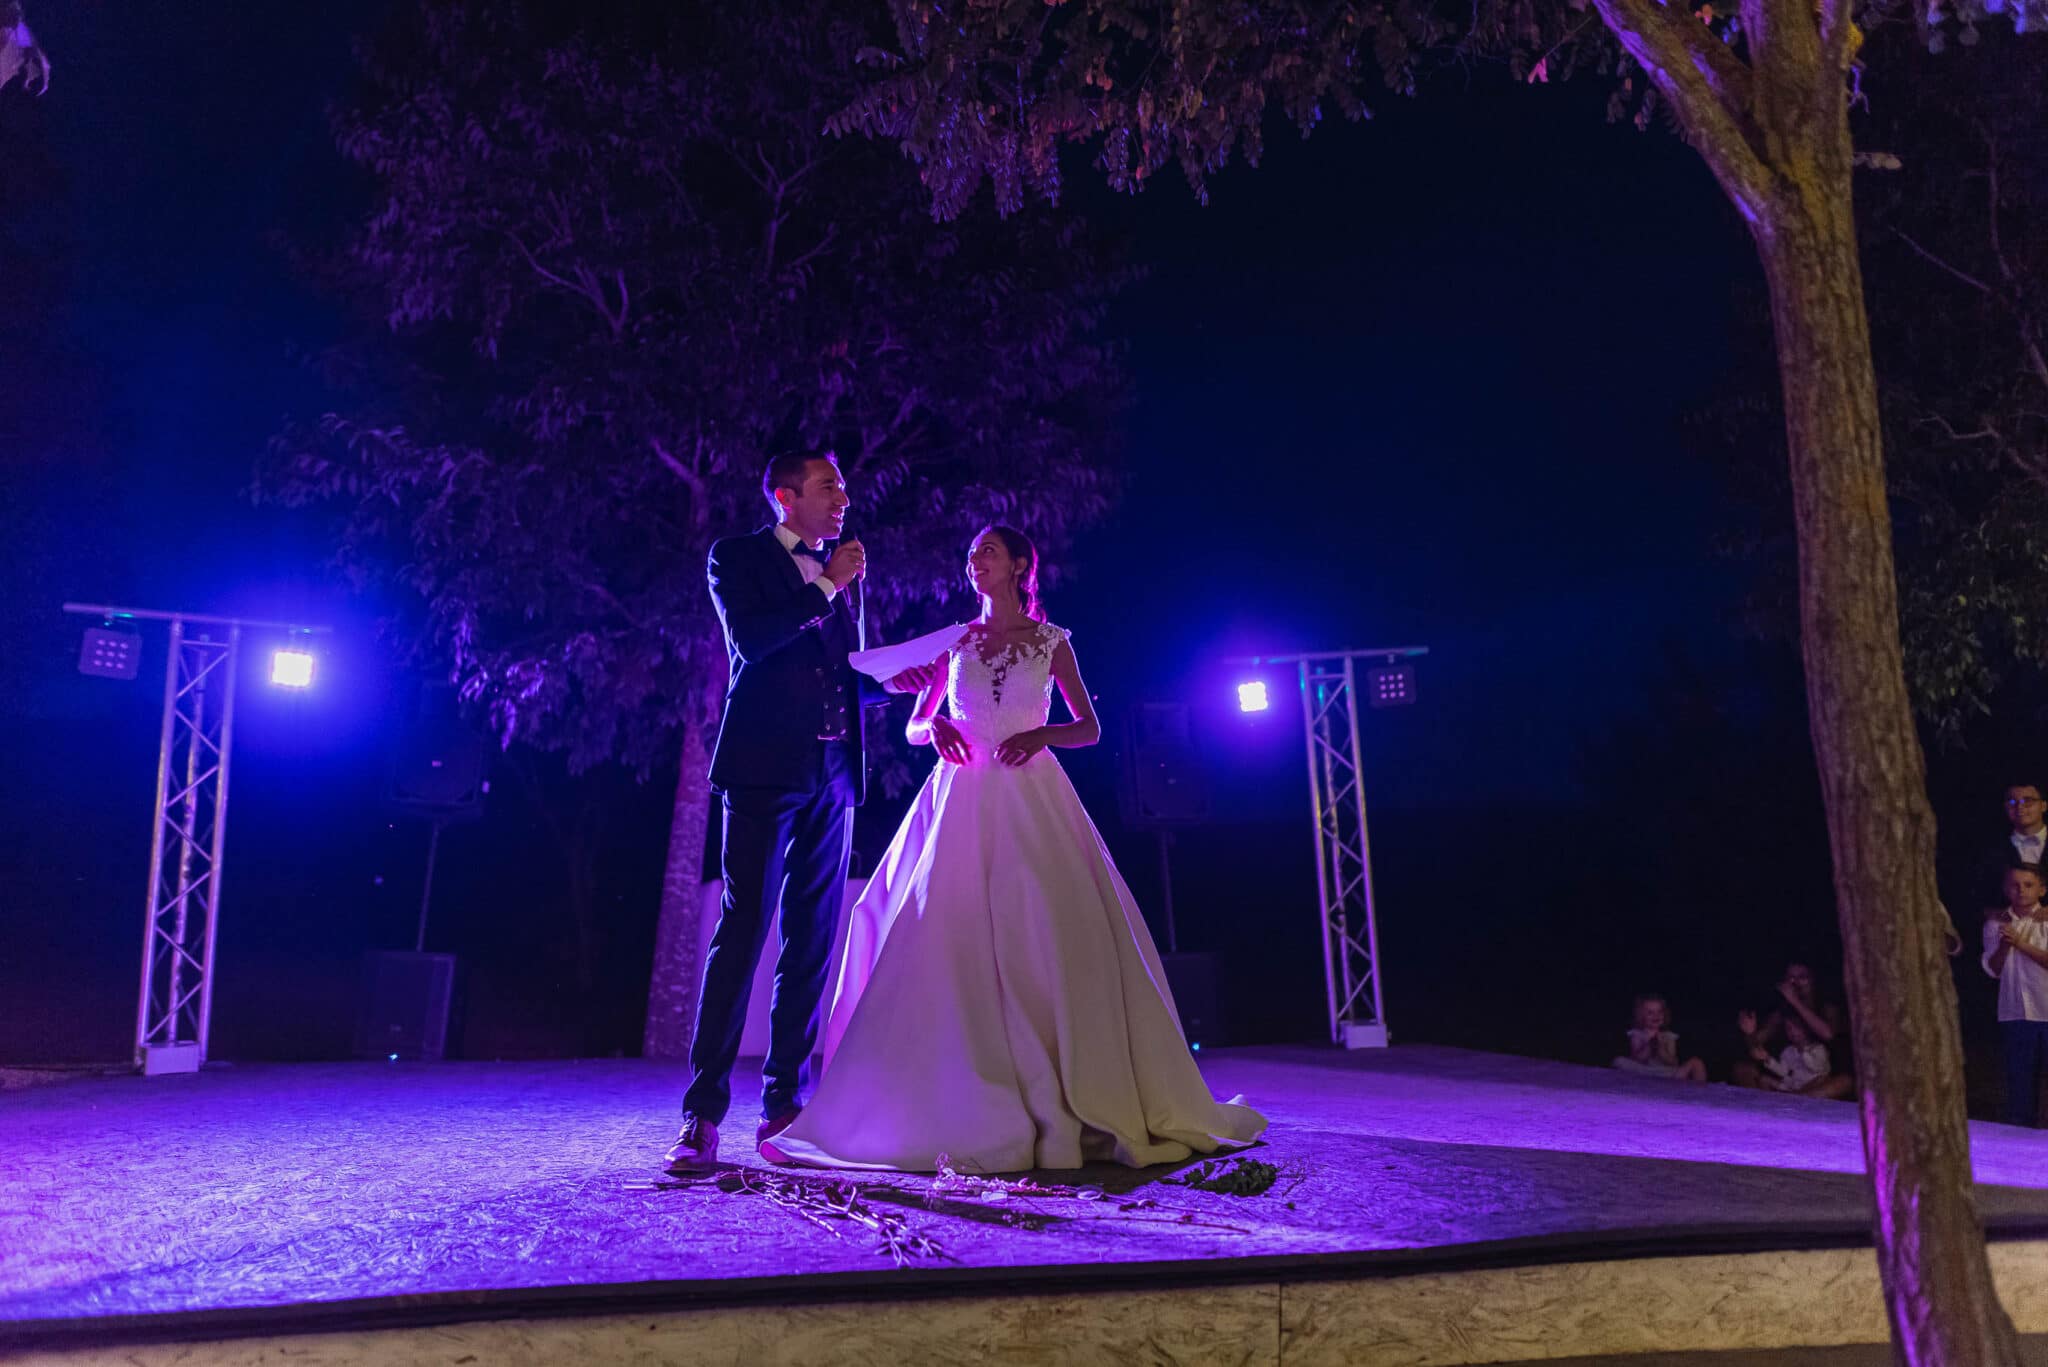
1739, 1010, 1830, 1093
1613, 994, 1708, 1082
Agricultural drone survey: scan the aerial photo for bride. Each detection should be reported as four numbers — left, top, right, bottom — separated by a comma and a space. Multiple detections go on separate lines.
762, 525, 1266, 1173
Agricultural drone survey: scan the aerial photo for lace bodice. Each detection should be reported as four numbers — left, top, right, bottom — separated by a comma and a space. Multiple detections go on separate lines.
947, 620, 1070, 755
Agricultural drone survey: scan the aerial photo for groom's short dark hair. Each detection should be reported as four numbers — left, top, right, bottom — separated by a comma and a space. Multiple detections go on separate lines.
762, 449, 836, 510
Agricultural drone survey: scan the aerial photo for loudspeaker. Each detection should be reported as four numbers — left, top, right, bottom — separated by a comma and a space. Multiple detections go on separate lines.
354, 951, 457, 1060
389, 688, 489, 819
1117, 702, 1211, 827
1163, 952, 1223, 1049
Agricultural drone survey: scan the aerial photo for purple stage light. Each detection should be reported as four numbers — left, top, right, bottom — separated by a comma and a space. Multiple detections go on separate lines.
271, 649, 316, 688
1236, 681, 1269, 713
78, 626, 142, 680
1366, 664, 1415, 708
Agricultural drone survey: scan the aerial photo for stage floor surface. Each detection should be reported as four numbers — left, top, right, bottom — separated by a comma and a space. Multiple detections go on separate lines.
6, 1044, 2048, 1348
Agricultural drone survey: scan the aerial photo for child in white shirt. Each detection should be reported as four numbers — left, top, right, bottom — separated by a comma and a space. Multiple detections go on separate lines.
1982, 864, 2048, 1127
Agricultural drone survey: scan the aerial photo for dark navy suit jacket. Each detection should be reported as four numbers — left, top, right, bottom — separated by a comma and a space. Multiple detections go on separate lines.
705, 526, 882, 802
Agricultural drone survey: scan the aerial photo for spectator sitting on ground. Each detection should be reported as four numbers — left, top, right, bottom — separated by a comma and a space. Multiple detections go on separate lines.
1729, 961, 1854, 1098
1738, 1010, 1836, 1095
1613, 993, 1708, 1083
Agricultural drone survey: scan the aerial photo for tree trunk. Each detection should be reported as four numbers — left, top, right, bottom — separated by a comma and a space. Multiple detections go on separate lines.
643, 707, 714, 1059
1756, 129, 2019, 1364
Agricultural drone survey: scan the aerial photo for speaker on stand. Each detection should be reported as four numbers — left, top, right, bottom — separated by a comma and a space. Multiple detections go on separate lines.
1115, 701, 1223, 1049
355, 686, 489, 1062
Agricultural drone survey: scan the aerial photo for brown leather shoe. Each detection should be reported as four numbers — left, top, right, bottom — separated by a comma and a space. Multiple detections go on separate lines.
663, 1115, 720, 1173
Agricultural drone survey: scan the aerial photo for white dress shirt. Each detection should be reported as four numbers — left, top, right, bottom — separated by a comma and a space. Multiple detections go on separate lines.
1983, 911, 2048, 1022
2012, 828, 2047, 865
773, 523, 839, 601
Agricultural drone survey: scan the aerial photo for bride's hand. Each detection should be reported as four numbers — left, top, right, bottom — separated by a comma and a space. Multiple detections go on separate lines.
929, 715, 973, 765
886, 660, 945, 694
994, 729, 1047, 767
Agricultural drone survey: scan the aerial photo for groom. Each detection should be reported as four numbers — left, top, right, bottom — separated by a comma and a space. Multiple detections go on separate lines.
665, 451, 936, 1172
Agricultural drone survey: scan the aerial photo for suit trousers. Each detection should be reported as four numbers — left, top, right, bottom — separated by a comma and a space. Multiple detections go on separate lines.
684, 739, 856, 1125
2001, 1018, 2048, 1128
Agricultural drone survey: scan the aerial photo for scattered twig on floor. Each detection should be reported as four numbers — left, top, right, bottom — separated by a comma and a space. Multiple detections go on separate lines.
651, 1169, 953, 1267
928, 1154, 1107, 1206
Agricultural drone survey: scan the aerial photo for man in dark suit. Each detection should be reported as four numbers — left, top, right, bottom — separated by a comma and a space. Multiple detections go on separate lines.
1980, 784, 2048, 910
665, 451, 936, 1172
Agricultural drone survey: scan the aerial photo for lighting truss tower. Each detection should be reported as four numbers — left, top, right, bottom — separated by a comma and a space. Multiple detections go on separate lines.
64, 603, 329, 1075
1232, 646, 1428, 1049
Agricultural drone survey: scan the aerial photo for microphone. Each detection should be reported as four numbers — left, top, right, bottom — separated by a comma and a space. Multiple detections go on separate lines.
838, 524, 867, 652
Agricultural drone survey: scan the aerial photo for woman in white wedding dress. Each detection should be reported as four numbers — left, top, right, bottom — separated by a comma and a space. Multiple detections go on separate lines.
762, 526, 1266, 1173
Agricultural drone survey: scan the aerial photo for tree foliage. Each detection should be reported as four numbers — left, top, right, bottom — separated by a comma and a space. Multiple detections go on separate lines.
826, 0, 2042, 225
1869, 43, 2048, 733
260, 0, 1131, 773
1705, 38, 2048, 739
0, 1, 51, 97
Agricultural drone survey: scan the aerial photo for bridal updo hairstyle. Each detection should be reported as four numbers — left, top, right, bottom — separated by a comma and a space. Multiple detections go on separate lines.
978, 524, 1045, 623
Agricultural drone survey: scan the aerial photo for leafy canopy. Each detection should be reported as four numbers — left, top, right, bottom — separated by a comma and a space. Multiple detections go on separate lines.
262, 0, 1131, 772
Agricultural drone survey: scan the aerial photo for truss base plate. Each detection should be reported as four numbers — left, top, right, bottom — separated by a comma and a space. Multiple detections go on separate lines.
140, 1042, 202, 1076
1341, 1022, 1389, 1050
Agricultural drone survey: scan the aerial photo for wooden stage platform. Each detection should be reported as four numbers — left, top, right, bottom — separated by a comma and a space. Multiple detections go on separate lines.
5, 1044, 2048, 1365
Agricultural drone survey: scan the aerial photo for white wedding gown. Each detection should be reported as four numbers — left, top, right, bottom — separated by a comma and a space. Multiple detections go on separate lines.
765, 621, 1267, 1173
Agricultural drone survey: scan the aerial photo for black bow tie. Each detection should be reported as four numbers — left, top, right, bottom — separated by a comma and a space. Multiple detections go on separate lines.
790, 540, 828, 563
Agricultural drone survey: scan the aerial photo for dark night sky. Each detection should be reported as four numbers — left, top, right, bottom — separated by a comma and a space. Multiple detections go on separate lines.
5, 6, 1758, 758
1070, 80, 1756, 809
17, 3, 1998, 1069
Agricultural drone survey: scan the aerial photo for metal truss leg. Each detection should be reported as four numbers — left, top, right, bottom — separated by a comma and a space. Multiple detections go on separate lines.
133, 623, 239, 1074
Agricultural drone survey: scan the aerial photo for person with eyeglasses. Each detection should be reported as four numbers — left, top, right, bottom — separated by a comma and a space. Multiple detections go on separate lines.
1967, 785, 2048, 925
2004, 787, 2048, 865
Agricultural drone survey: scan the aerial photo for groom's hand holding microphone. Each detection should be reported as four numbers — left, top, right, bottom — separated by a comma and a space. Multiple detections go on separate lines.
823, 537, 866, 590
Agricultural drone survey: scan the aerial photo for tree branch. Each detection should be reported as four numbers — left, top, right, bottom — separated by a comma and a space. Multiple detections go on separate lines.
1894, 229, 1995, 296
1739, 0, 1828, 158
1979, 122, 2011, 285
0, 2, 50, 96
2023, 338, 2048, 402
571, 574, 644, 628
1894, 143, 2048, 399
1976, 131, 2048, 396
1587, 0, 1774, 215
1817, 0, 1859, 75
1916, 415, 2003, 443
506, 231, 625, 334
505, 230, 590, 298
778, 223, 841, 283
1625, 0, 1759, 121
649, 436, 710, 513
569, 264, 627, 336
